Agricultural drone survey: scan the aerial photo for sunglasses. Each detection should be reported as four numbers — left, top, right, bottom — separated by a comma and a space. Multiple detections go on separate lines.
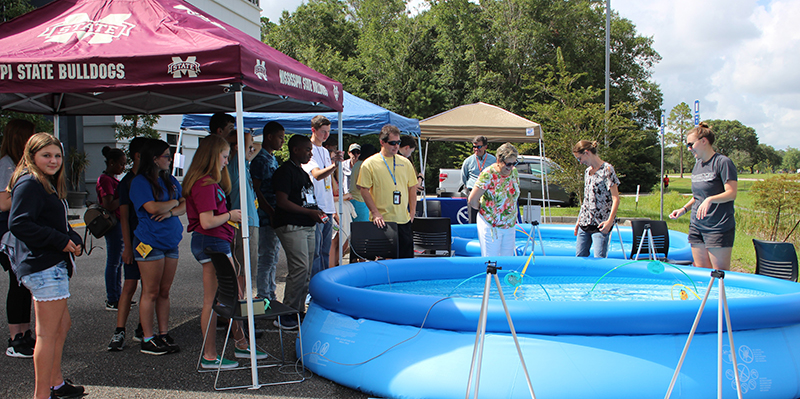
384, 140, 401, 146
472, 144, 484, 149
686, 141, 696, 149
503, 161, 519, 168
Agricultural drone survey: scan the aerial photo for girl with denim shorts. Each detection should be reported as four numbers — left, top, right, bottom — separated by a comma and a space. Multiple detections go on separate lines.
7, 133, 84, 399
96, 146, 126, 310
129, 139, 184, 356
184, 134, 268, 369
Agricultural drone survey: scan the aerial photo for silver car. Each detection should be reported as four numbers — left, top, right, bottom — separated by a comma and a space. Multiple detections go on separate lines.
515, 155, 574, 206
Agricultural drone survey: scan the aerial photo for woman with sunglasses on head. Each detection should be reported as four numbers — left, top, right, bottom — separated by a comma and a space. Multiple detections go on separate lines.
129, 139, 185, 355
468, 143, 520, 256
573, 140, 620, 258
7, 133, 84, 399
669, 122, 737, 270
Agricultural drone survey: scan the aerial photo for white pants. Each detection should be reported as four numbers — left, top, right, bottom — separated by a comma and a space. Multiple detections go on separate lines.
477, 214, 516, 257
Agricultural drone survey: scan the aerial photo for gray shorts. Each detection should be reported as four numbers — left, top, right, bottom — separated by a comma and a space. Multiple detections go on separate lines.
688, 225, 735, 248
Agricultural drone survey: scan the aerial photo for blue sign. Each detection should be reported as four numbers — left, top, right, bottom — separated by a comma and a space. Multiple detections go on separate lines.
694, 100, 700, 127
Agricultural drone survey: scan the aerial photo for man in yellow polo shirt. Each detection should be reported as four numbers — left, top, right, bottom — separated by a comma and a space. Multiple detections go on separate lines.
357, 125, 418, 258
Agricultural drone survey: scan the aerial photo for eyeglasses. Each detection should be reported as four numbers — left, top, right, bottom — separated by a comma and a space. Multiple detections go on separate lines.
686, 141, 696, 149
503, 161, 519, 168
472, 144, 484, 149
385, 140, 401, 146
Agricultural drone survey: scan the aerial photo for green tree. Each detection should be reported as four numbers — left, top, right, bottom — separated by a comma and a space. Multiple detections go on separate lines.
783, 147, 800, 172
751, 175, 800, 241
754, 144, 782, 173
666, 102, 692, 177
524, 49, 654, 196
0, 0, 32, 22
113, 115, 161, 141
705, 119, 759, 172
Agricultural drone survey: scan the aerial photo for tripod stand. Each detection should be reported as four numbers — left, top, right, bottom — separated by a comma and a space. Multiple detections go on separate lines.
664, 270, 743, 399
633, 222, 659, 261
519, 221, 546, 256
466, 261, 536, 399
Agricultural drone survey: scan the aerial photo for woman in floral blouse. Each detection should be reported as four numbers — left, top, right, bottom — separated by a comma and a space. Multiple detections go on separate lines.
573, 140, 620, 258
468, 143, 520, 256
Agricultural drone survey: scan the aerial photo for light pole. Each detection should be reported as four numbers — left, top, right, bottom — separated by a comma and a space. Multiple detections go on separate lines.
660, 112, 665, 220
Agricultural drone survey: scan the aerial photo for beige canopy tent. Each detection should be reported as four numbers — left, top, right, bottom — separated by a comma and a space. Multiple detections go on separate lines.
419, 102, 542, 142
418, 102, 551, 221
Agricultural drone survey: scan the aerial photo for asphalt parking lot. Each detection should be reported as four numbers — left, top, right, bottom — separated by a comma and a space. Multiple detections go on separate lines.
0, 216, 370, 399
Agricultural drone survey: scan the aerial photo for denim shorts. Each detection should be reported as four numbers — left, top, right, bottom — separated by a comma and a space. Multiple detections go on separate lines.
123, 261, 141, 280
19, 261, 70, 302
133, 237, 179, 262
190, 232, 232, 264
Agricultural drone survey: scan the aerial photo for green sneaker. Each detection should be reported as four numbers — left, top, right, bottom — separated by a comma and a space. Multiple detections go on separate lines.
200, 356, 238, 369
234, 346, 268, 360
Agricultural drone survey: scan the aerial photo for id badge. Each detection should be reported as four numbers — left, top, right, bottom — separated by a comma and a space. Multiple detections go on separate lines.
136, 242, 152, 259
393, 190, 401, 205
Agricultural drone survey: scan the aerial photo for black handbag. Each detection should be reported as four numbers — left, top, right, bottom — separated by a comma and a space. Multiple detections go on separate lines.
83, 204, 118, 239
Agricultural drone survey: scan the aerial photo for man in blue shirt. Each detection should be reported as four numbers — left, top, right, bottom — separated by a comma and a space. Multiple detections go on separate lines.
461, 136, 495, 223
228, 132, 259, 293
250, 122, 284, 301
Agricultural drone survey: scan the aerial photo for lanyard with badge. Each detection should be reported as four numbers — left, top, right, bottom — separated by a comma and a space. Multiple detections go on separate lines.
383, 154, 401, 205
292, 160, 318, 207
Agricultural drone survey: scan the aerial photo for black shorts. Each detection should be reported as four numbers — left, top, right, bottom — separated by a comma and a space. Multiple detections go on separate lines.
688, 225, 735, 248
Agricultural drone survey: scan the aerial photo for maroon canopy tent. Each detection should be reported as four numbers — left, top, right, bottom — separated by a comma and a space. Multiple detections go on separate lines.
0, 0, 343, 115
0, 0, 345, 388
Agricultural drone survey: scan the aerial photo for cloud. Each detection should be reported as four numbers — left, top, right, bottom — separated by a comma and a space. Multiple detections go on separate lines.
614, 0, 800, 149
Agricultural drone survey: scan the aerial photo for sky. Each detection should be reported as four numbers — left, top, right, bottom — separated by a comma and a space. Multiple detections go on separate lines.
261, 0, 800, 150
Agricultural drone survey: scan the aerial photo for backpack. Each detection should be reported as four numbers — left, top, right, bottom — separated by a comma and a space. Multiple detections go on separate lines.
83, 204, 118, 239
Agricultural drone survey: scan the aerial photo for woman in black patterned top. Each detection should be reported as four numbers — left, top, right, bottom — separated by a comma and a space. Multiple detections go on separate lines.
573, 140, 620, 258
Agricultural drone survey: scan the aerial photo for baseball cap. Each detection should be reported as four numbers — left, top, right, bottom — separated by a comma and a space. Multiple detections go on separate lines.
349, 143, 361, 152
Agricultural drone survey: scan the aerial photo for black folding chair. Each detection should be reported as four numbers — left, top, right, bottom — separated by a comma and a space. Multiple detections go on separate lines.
196, 249, 304, 390
753, 239, 798, 282
412, 217, 452, 257
630, 220, 692, 265
349, 222, 399, 262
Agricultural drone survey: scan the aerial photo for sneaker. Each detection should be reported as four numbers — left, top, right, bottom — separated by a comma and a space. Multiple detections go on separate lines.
132, 324, 143, 343
140, 336, 170, 355
159, 333, 180, 354
50, 379, 85, 398
6, 332, 34, 358
107, 330, 125, 352
105, 300, 118, 311
234, 346, 268, 360
200, 356, 239, 369
22, 329, 35, 349
273, 317, 298, 330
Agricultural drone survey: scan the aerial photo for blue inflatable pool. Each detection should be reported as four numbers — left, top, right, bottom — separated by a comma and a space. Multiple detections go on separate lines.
300, 257, 800, 399
451, 223, 694, 262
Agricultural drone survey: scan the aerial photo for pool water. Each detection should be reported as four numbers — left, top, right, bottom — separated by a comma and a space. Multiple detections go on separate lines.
366, 275, 771, 302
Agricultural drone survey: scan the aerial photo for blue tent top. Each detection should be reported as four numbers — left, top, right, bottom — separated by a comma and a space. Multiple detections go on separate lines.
181, 91, 420, 136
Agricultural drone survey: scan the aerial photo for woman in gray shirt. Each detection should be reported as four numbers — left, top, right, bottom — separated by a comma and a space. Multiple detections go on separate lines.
669, 122, 738, 270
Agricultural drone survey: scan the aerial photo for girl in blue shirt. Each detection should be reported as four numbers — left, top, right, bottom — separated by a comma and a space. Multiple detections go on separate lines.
129, 140, 185, 355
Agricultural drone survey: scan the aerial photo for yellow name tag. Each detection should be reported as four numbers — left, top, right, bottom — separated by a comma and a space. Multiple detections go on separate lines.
136, 242, 152, 258
227, 220, 240, 229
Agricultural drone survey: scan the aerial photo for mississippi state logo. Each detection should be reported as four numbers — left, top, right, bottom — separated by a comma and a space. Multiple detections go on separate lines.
333, 85, 340, 101
168, 56, 200, 78
254, 59, 268, 81
38, 13, 135, 44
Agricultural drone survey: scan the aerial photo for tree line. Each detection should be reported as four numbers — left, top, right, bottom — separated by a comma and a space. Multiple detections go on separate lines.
262, 0, 664, 195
